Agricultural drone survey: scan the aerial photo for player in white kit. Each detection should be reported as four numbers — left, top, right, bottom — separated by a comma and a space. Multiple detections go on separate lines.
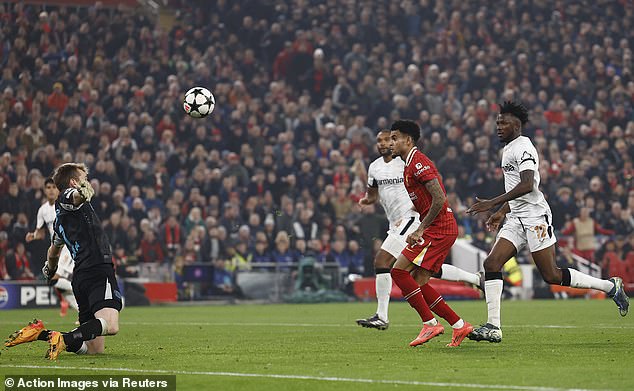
25, 178, 78, 316
356, 130, 482, 330
466, 101, 629, 343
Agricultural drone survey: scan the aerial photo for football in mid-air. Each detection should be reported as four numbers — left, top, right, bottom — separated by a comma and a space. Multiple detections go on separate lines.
183, 87, 215, 118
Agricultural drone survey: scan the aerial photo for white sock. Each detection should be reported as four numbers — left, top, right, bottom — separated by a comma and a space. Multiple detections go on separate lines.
54, 278, 73, 292
64, 292, 79, 311
75, 342, 88, 355
424, 318, 438, 326
568, 269, 614, 292
451, 319, 465, 329
440, 264, 480, 285
485, 279, 503, 328
375, 272, 392, 321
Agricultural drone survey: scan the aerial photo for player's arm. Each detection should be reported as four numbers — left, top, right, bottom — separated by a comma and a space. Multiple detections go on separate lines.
358, 186, 378, 206
25, 227, 47, 242
467, 170, 533, 215
26, 207, 47, 242
44, 245, 62, 282
43, 232, 65, 282
406, 178, 445, 244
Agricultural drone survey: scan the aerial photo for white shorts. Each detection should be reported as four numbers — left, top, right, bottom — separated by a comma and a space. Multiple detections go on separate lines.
381, 215, 421, 258
497, 213, 557, 253
56, 246, 74, 280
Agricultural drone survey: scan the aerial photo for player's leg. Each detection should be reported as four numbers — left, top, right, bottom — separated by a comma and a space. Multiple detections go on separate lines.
434, 264, 482, 289
85, 307, 120, 354
411, 232, 473, 347
468, 236, 517, 343
51, 275, 73, 316
356, 248, 394, 329
86, 336, 105, 354
531, 245, 629, 316
525, 214, 628, 316
47, 266, 122, 360
56, 248, 79, 312
391, 257, 444, 346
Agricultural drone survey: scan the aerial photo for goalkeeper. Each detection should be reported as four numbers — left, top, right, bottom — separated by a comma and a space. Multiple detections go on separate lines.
5, 163, 122, 360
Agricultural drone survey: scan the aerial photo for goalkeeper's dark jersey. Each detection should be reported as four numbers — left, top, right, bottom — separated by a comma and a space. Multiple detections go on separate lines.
52, 188, 112, 272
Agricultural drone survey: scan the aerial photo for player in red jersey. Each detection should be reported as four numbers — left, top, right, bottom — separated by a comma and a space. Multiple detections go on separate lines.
388, 119, 473, 347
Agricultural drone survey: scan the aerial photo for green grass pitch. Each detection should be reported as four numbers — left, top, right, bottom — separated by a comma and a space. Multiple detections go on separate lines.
1, 300, 632, 390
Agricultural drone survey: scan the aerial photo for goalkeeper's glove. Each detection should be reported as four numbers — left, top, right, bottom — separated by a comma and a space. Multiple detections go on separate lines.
78, 179, 95, 202
42, 262, 57, 283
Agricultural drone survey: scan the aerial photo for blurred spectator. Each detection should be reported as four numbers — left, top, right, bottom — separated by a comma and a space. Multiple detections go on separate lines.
139, 230, 165, 264
550, 187, 578, 230
47, 82, 68, 117
0, 231, 9, 280
271, 231, 297, 270
561, 207, 614, 262
5, 242, 35, 280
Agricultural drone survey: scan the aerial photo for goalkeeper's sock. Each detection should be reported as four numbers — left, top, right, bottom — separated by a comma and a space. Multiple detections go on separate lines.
62, 319, 105, 352
37, 330, 51, 341
75, 342, 88, 355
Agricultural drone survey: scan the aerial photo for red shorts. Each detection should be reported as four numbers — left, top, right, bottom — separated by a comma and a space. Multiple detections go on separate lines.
401, 230, 457, 274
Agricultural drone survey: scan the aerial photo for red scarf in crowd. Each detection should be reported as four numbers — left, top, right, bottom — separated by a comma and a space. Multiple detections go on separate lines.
165, 224, 180, 246
15, 252, 30, 270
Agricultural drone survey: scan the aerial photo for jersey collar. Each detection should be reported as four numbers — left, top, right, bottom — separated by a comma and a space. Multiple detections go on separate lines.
405, 147, 417, 166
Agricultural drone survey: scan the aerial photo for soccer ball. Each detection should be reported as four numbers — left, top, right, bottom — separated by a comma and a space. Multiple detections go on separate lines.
183, 87, 215, 118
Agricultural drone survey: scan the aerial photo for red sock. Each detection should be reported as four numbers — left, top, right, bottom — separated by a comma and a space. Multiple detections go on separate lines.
391, 268, 434, 322
420, 284, 460, 325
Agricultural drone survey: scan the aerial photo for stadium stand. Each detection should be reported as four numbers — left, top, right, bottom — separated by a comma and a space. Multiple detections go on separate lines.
0, 0, 632, 300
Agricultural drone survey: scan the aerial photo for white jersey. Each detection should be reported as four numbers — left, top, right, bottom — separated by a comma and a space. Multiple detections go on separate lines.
36, 201, 57, 237
501, 135, 551, 218
36, 200, 75, 279
367, 156, 418, 230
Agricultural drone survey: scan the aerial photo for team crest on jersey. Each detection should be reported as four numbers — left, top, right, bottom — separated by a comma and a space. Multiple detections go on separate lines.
503, 164, 515, 172
520, 151, 536, 164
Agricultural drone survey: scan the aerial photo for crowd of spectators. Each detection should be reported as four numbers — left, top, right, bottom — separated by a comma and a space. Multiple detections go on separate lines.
0, 1, 632, 296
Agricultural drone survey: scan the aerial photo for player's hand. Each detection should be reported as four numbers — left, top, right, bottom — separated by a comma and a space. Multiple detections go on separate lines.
42, 262, 57, 283
466, 197, 495, 215
25, 232, 35, 242
77, 179, 95, 202
406, 229, 423, 246
485, 213, 505, 231
358, 197, 372, 206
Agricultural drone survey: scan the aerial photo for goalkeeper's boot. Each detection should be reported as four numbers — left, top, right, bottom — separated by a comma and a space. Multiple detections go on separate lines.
5, 319, 45, 347
447, 321, 474, 347
409, 323, 444, 347
608, 277, 629, 316
467, 323, 502, 343
46, 331, 66, 361
356, 314, 389, 330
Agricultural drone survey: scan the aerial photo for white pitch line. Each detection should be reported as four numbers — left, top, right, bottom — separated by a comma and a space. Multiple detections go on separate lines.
0, 321, 632, 329
0, 365, 611, 391
126, 322, 633, 329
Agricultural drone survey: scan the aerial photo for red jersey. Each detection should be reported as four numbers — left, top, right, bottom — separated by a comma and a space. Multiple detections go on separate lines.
403, 147, 457, 235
